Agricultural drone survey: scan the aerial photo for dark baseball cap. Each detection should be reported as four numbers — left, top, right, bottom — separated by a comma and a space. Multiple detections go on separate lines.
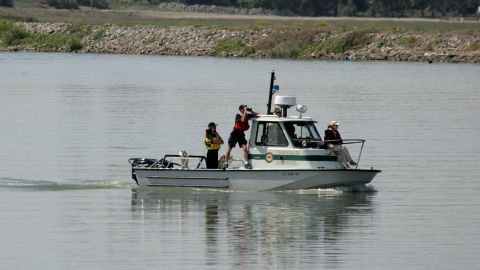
239, 104, 247, 110
208, 122, 217, 127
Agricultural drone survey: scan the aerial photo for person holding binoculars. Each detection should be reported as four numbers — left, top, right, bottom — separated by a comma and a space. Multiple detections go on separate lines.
223, 104, 258, 169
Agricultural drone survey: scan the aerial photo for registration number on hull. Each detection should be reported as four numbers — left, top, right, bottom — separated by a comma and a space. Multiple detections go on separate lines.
282, 172, 299, 176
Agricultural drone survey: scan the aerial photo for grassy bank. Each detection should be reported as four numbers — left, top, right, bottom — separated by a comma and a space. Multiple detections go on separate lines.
0, 19, 85, 51
213, 29, 362, 58
1, 7, 479, 62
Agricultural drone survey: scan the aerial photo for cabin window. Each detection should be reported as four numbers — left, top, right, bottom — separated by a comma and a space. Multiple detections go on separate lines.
255, 122, 288, 146
284, 121, 324, 148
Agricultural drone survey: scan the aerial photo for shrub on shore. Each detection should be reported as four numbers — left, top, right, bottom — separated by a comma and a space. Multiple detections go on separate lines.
270, 41, 307, 58
397, 36, 419, 48
465, 42, 480, 51
0, 20, 30, 46
69, 38, 83, 51
254, 29, 318, 58
0, 19, 85, 51
318, 30, 372, 54
424, 37, 444, 51
303, 30, 372, 57
214, 38, 254, 56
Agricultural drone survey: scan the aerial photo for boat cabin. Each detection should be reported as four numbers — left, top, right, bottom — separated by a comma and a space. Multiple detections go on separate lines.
247, 96, 343, 170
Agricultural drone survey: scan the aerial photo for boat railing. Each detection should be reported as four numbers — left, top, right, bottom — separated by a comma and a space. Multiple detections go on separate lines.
324, 139, 366, 169
149, 155, 206, 170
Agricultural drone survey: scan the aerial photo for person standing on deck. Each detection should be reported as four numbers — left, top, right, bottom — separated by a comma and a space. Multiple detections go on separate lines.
224, 105, 258, 169
204, 122, 224, 169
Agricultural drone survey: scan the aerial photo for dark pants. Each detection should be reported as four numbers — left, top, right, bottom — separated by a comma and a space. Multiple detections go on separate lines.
206, 150, 219, 169
228, 129, 247, 148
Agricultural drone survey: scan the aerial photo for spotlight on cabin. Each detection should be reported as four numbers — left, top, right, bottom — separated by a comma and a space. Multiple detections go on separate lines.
296, 104, 307, 118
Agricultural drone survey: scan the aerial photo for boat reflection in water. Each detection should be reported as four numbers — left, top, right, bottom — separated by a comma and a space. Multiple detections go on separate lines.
131, 188, 375, 268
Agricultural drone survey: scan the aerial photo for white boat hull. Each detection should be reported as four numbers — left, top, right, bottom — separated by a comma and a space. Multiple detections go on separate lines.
133, 168, 380, 191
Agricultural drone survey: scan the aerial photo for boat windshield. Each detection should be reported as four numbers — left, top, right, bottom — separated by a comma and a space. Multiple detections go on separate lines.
283, 121, 324, 148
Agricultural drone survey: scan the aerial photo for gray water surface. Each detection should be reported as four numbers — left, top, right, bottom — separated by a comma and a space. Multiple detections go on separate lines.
0, 52, 479, 269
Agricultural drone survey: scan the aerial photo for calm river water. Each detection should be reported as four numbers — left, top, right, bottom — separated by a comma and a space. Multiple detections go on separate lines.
0, 52, 479, 269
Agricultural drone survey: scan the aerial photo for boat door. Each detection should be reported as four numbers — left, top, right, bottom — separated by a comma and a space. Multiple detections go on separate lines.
248, 119, 290, 168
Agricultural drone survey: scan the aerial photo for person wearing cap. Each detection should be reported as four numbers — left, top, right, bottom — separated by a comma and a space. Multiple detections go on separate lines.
204, 122, 224, 169
273, 107, 282, 117
324, 120, 357, 167
224, 104, 258, 169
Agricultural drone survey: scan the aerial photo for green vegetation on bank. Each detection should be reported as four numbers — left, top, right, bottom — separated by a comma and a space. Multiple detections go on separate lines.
423, 37, 443, 51
214, 29, 373, 58
214, 38, 252, 56
0, 19, 86, 51
1, 16, 478, 63
466, 42, 480, 51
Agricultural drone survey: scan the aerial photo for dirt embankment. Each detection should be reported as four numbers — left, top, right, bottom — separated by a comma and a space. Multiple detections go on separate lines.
5, 22, 480, 63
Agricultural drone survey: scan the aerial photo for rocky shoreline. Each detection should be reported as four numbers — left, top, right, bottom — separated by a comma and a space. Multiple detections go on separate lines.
4, 22, 480, 63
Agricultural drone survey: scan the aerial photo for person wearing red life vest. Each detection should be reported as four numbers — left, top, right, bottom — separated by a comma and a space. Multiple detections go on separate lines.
324, 120, 357, 168
224, 104, 258, 169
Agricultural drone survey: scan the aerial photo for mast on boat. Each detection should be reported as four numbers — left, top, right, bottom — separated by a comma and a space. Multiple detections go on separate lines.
267, 71, 276, 115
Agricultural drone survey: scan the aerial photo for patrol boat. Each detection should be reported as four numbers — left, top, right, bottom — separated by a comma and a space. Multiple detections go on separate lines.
129, 72, 380, 191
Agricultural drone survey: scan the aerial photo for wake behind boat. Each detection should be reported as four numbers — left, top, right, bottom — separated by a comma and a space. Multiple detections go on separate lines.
129, 72, 380, 191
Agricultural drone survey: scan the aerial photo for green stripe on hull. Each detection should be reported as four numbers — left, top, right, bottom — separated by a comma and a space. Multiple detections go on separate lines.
248, 154, 338, 162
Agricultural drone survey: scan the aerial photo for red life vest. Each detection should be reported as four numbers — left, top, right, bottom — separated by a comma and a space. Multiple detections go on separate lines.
324, 127, 342, 144
234, 114, 250, 132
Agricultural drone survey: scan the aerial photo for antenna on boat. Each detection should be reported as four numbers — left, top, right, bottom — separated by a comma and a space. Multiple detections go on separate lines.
267, 71, 276, 115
